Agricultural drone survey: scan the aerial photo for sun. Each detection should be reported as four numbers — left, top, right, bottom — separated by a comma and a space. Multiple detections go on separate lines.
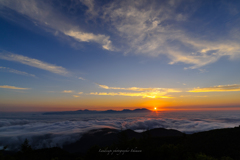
154, 107, 157, 110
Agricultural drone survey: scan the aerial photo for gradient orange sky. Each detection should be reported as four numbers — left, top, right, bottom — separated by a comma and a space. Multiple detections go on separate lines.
1, 88, 240, 112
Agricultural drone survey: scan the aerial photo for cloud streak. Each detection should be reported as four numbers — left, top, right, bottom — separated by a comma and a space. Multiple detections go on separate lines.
78, 77, 86, 80
96, 83, 181, 92
64, 30, 113, 51
93, 83, 181, 98
0, 52, 68, 75
90, 92, 172, 99
0, 66, 36, 77
0, 85, 30, 90
189, 84, 240, 92
62, 90, 73, 93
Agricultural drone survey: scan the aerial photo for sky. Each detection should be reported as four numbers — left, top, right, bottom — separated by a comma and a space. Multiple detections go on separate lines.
0, 0, 240, 112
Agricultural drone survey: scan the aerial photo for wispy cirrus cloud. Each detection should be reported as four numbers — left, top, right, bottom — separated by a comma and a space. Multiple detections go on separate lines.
78, 77, 86, 81
180, 95, 208, 98
188, 84, 240, 92
73, 95, 79, 98
97, 84, 153, 91
0, 52, 68, 75
0, 0, 113, 51
61, 90, 73, 93
92, 0, 240, 69
64, 30, 113, 51
1, 0, 239, 68
0, 85, 30, 90
0, 66, 36, 77
89, 92, 172, 99
95, 83, 181, 92
92, 83, 181, 98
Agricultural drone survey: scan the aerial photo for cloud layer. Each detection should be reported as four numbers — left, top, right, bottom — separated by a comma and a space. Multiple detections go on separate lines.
1, 111, 240, 150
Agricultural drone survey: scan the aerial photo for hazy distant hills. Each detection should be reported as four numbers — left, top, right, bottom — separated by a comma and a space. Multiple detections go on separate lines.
42, 108, 151, 115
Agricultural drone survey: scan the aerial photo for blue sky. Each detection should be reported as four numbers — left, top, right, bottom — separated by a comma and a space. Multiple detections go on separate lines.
0, 0, 240, 111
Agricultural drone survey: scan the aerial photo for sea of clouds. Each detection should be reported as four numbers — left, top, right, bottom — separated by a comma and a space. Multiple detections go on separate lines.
0, 111, 240, 150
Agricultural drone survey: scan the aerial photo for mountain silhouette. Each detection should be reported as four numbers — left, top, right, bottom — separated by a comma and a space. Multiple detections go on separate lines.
42, 108, 152, 115
63, 127, 183, 153
2, 126, 240, 160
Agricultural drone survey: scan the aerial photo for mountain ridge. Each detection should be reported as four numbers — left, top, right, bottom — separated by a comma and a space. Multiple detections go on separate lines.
42, 108, 152, 115
63, 127, 184, 153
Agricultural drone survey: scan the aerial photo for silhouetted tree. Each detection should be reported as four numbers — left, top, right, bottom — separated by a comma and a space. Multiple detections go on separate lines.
21, 139, 32, 153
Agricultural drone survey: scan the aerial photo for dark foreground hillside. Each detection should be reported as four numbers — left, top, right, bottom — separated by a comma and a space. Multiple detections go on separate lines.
1, 126, 240, 160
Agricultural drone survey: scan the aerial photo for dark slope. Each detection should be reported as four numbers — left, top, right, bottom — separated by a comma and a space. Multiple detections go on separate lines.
145, 128, 184, 137
62, 126, 240, 159
183, 126, 240, 159
2, 126, 240, 160
63, 127, 183, 153
63, 128, 119, 153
